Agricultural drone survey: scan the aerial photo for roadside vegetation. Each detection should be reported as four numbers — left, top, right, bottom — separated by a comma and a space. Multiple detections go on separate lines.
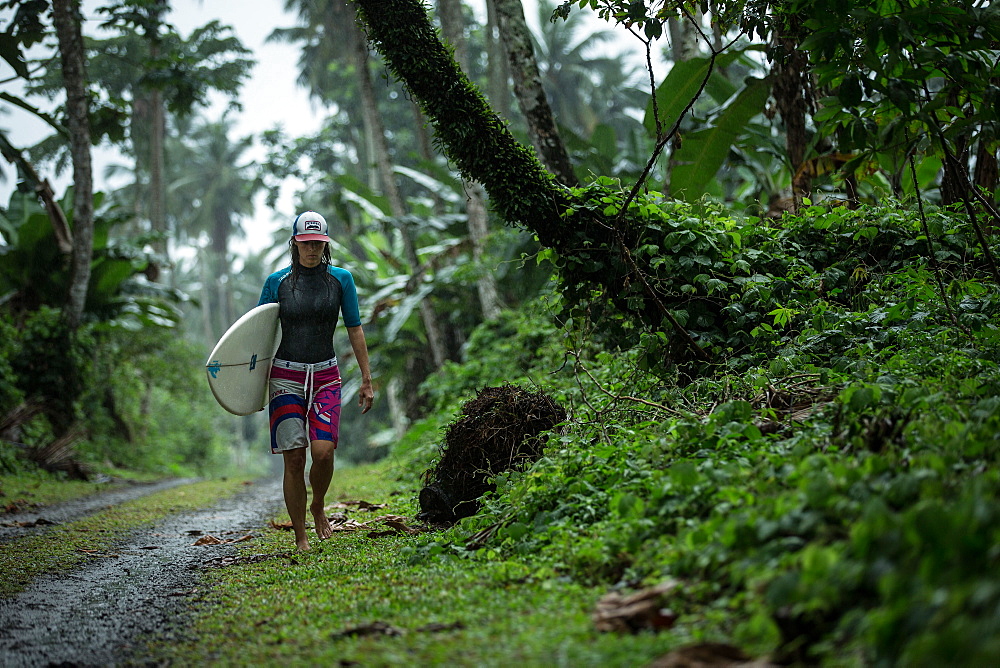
149, 200, 999, 665
144, 462, 681, 667
1, 473, 122, 511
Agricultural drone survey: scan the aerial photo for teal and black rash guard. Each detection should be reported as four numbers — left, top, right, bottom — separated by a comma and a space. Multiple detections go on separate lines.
257, 264, 362, 364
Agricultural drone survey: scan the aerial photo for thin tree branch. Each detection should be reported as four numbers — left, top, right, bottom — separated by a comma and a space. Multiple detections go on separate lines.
0, 92, 69, 140
615, 222, 713, 361
939, 139, 1000, 286
0, 133, 74, 254
919, 80, 1000, 286
907, 150, 967, 334
616, 21, 745, 222
568, 349, 684, 417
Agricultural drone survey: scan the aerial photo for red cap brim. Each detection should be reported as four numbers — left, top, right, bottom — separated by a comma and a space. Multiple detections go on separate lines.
294, 234, 331, 242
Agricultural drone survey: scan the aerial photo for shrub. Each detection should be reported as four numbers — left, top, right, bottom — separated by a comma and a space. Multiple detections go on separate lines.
401, 198, 1000, 662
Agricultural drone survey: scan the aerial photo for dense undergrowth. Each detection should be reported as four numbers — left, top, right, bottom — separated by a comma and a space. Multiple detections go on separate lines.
395, 199, 1000, 664
0, 315, 261, 479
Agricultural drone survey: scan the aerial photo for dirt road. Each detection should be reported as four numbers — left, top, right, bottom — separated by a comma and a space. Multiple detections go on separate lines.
0, 477, 283, 667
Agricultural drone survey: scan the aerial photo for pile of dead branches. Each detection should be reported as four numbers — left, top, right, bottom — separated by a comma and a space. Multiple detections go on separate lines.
0, 401, 90, 479
418, 384, 566, 524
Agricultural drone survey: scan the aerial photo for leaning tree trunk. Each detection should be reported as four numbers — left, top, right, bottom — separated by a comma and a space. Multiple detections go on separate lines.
491, 0, 578, 187
0, 136, 73, 254
438, 0, 503, 320
353, 0, 567, 245
352, 0, 703, 362
466, 183, 502, 319
52, 0, 94, 330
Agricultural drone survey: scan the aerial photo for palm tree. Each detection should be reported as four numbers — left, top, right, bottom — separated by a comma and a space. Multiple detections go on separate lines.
268, 0, 367, 169
78, 13, 253, 258
167, 114, 261, 340
530, 0, 647, 142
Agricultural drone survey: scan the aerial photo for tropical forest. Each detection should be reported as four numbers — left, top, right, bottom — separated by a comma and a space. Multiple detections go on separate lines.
1, 0, 998, 665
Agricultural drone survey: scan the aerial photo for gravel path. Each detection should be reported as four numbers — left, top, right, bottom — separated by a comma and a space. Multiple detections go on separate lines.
0, 477, 284, 667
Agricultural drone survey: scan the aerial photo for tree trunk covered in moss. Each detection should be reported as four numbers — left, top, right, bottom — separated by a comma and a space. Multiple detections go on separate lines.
348, 16, 449, 369
352, 0, 704, 362
353, 0, 568, 247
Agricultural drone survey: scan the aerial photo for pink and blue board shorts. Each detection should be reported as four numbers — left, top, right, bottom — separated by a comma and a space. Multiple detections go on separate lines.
267, 358, 342, 454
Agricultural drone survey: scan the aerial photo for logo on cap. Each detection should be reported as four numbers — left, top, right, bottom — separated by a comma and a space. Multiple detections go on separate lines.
304, 219, 323, 232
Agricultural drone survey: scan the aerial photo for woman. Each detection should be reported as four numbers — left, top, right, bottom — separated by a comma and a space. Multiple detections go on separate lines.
258, 210, 374, 551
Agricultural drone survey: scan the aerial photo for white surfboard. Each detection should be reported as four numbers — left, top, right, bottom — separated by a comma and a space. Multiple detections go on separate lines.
205, 303, 282, 416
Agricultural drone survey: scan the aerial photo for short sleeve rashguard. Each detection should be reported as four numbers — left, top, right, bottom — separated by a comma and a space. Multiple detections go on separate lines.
257, 264, 362, 364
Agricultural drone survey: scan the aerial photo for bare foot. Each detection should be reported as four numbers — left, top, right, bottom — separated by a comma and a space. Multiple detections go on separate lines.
295, 535, 311, 551
311, 503, 332, 540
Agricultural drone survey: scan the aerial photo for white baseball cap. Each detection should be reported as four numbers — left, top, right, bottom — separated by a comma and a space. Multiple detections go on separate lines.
291, 211, 331, 242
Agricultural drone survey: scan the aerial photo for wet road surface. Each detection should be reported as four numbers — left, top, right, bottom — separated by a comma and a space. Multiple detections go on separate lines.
0, 477, 283, 667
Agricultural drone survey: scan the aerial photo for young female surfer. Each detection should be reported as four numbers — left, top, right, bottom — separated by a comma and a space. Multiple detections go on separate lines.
257, 211, 374, 551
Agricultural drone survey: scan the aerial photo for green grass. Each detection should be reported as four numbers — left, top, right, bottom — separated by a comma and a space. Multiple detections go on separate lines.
0, 477, 253, 599
0, 468, 167, 512
0, 472, 111, 511
146, 460, 686, 667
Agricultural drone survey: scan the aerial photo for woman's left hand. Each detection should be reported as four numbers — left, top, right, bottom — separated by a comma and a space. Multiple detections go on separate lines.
358, 379, 374, 414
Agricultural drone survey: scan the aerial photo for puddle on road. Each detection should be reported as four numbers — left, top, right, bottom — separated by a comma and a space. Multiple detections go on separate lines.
0, 478, 283, 667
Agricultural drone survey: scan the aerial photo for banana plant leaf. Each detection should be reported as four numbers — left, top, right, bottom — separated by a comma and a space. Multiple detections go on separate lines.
670, 77, 771, 201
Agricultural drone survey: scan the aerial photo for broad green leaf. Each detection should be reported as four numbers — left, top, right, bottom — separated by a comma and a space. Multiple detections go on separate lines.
901, 154, 943, 194
90, 258, 136, 303
384, 282, 434, 343
839, 74, 863, 107
643, 58, 714, 137
671, 77, 771, 201
644, 47, 763, 138
366, 276, 409, 305
334, 174, 391, 217
589, 123, 617, 160
394, 165, 461, 203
